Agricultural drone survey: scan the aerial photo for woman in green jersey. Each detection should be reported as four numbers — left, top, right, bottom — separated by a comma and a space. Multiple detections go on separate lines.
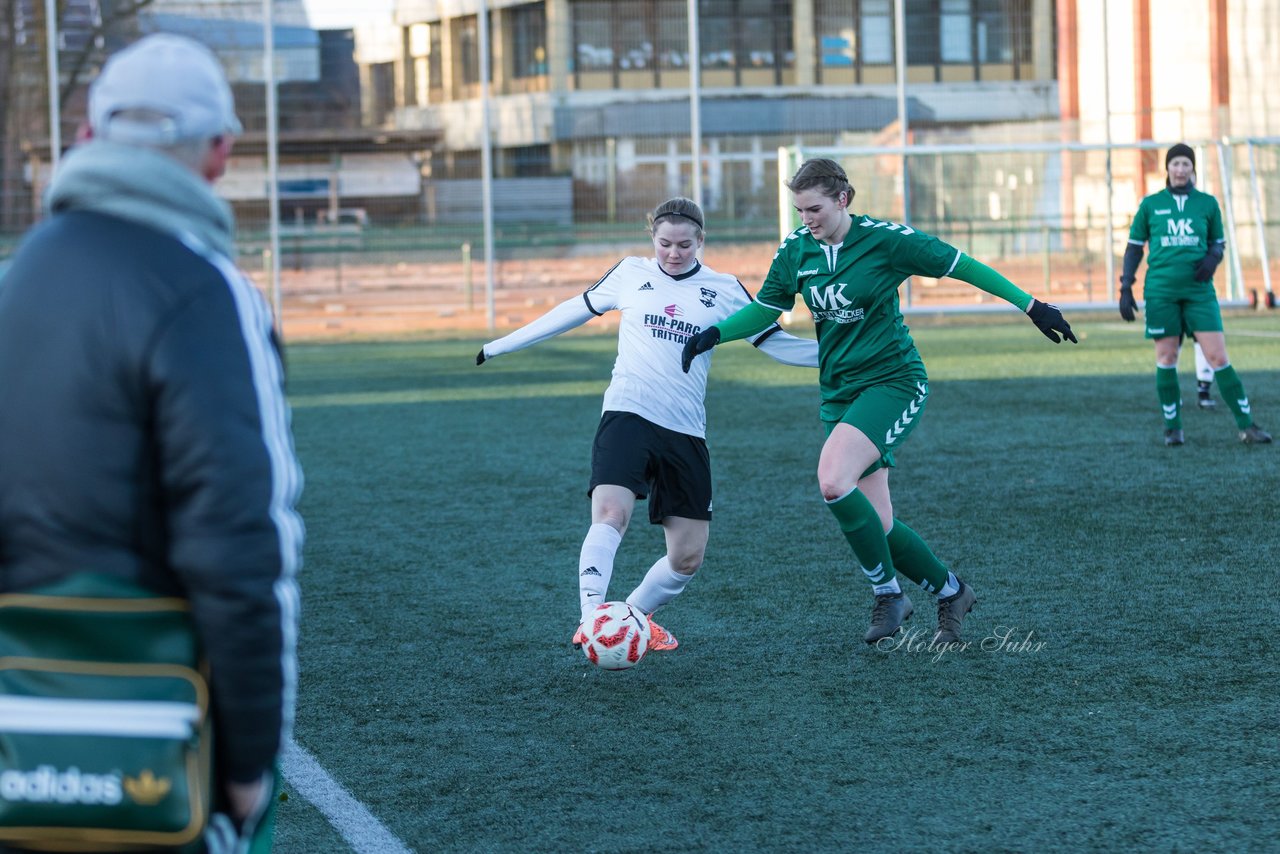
681, 157, 1077, 646
1118, 143, 1272, 446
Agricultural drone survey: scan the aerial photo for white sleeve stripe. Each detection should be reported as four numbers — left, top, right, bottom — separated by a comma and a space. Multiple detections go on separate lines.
1128, 239, 1145, 245
182, 234, 303, 743
756, 295, 791, 312
943, 250, 961, 278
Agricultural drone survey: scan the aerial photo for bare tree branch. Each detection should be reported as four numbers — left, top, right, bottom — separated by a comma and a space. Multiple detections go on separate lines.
58, 0, 157, 104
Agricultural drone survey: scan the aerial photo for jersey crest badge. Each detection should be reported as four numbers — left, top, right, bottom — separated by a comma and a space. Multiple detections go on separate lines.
699, 288, 717, 308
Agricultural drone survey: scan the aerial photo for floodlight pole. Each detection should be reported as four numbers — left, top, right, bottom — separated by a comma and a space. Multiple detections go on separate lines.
894, 0, 912, 305
1102, 0, 1115, 297
264, 0, 282, 336
479, 0, 497, 331
45, 0, 61, 172
688, 0, 702, 206
1245, 140, 1273, 302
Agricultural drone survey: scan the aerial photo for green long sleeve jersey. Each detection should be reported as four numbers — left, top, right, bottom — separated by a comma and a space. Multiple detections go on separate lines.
1127, 186, 1225, 299
753, 215, 961, 419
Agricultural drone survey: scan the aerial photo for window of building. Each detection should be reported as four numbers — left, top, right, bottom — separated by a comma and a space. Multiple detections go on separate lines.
740, 0, 787, 69
455, 14, 481, 86
510, 3, 548, 78
428, 23, 443, 94
508, 144, 553, 177
940, 0, 972, 63
700, 0, 735, 70
656, 0, 689, 69
816, 3, 856, 68
617, 10, 654, 70
815, 0, 1036, 82
570, 0, 791, 88
976, 0, 1022, 63
860, 0, 894, 64
905, 0, 940, 64
573, 0, 613, 72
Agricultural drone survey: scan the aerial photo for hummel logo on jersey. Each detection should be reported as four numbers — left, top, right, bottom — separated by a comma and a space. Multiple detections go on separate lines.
639, 282, 654, 291
797, 268, 819, 278
581, 566, 601, 577
699, 287, 717, 308
664, 304, 684, 318
1154, 209, 1172, 215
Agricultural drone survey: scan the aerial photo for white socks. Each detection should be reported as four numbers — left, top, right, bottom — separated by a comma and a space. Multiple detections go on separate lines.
938, 571, 961, 599
871, 577, 902, 596
1194, 342, 1213, 384
578, 523, 622, 620
625, 557, 694, 615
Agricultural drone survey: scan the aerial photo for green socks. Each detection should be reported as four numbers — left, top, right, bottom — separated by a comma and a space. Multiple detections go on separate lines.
1156, 365, 1182, 429
825, 488, 896, 586
1214, 364, 1254, 429
826, 492, 955, 596
886, 520, 950, 594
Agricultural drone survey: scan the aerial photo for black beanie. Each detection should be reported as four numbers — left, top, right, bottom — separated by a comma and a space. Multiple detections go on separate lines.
1166, 143, 1195, 170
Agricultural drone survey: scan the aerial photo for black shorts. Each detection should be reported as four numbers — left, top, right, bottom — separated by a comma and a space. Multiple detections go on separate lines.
589, 411, 712, 524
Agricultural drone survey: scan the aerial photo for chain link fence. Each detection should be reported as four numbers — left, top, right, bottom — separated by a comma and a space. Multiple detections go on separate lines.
2, 1, 1277, 337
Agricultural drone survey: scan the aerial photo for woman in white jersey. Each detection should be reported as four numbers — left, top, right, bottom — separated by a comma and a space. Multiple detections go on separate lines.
476, 197, 818, 651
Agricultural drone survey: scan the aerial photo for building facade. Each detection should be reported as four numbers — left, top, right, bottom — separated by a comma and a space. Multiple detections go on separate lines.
369, 0, 1058, 223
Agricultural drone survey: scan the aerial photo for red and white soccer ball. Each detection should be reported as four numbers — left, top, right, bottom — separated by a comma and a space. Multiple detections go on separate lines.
580, 601, 651, 670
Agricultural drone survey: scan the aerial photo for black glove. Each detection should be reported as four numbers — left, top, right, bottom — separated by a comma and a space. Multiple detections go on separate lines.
1193, 254, 1220, 282
1118, 282, 1139, 322
475, 348, 487, 366
680, 327, 721, 373
1027, 299, 1078, 344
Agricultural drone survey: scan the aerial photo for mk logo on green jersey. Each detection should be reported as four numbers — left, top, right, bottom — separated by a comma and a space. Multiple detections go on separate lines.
809, 283, 851, 310
1167, 219, 1194, 237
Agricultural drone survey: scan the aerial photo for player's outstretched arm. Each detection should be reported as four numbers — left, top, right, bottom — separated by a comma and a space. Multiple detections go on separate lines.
949, 254, 1077, 344
680, 301, 782, 372
476, 295, 595, 365
749, 325, 819, 368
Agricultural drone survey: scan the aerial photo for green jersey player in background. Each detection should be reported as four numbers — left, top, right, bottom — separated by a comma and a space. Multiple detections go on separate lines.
682, 158, 1077, 645
1118, 143, 1271, 446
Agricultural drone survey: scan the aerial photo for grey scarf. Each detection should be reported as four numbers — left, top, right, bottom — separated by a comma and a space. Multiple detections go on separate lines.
45, 140, 236, 259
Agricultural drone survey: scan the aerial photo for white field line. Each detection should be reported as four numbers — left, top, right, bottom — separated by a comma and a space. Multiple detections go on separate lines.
283, 738, 414, 854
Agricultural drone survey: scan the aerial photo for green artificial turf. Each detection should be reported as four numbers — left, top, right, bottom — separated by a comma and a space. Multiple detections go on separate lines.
274, 313, 1279, 853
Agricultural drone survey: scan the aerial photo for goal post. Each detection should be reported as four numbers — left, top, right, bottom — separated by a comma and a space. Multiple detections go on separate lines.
775, 139, 1271, 310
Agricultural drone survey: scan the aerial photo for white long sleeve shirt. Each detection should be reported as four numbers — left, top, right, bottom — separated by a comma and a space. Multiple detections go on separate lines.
482, 257, 817, 438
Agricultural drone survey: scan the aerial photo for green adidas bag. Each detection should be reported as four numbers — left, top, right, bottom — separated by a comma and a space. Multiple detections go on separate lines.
0, 573, 212, 852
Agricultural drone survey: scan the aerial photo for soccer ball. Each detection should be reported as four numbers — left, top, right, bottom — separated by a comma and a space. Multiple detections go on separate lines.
580, 601, 651, 670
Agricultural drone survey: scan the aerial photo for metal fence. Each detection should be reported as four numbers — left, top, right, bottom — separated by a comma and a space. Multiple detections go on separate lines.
2, 1, 1277, 338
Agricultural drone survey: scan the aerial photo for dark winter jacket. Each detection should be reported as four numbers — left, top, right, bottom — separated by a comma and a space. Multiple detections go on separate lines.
0, 140, 304, 784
